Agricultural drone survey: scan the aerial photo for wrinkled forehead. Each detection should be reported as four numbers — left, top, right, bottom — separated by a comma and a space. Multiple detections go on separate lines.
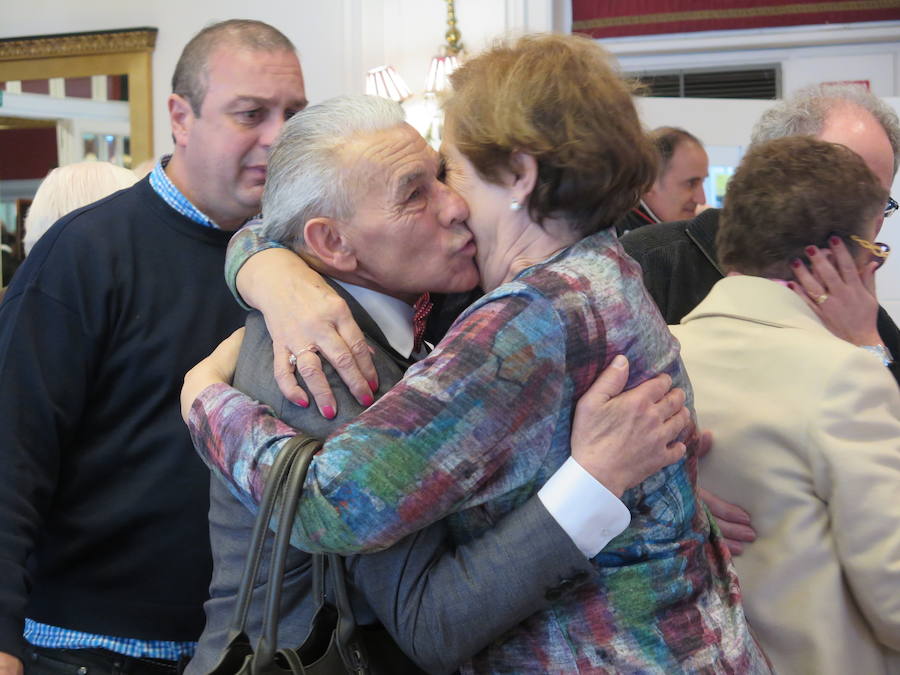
819, 105, 894, 189
344, 123, 435, 201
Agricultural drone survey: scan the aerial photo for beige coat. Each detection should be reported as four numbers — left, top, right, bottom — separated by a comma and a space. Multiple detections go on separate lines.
671, 275, 900, 675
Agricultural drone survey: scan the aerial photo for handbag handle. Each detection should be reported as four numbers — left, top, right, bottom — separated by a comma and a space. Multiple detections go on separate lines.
326, 553, 367, 672
224, 435, 318, 643
253, 436, 323, 675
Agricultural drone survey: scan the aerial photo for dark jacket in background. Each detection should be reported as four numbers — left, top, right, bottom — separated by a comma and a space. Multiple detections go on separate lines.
614, 204, 658, 238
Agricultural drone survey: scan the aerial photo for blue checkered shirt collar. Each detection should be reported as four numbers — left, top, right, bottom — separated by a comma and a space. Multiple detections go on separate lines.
149, 155, 221, 230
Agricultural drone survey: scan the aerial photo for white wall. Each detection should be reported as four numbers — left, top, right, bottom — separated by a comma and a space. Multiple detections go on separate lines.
636, 98, 773, 148
375, 0, 561, 94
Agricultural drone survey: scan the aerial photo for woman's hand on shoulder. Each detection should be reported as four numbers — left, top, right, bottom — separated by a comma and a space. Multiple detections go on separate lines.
237, 247, 378, 416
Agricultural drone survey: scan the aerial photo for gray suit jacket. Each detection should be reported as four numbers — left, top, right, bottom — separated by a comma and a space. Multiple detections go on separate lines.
187, 283, 594, 675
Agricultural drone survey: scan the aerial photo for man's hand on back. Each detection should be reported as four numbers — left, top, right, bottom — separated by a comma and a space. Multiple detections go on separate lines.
570, 355, 690, 498
694, 431, 757, 556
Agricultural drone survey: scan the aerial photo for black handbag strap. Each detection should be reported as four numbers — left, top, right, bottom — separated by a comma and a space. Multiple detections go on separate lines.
224, 434, 318, 641
311, 553, 326, 618
253, 436, 323, 674
326, 553, 366, 671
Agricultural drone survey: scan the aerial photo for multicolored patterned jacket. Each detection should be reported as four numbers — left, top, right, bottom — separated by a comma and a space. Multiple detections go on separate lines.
190, 229, 770, 673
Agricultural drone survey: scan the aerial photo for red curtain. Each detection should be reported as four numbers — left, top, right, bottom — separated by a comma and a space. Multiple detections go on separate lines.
572, 0, 900, 39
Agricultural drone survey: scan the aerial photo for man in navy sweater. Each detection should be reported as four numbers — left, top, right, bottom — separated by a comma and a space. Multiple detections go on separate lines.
0, 19, 308, 675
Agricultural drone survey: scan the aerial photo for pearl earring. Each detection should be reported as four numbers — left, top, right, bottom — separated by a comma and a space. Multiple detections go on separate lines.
510, 199, 522, 211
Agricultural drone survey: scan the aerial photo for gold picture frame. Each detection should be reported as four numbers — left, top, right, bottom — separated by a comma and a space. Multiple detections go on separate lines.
0, 28, 158, 165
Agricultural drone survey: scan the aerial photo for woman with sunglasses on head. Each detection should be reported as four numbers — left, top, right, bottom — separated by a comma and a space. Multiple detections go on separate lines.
672, 135, 900, 675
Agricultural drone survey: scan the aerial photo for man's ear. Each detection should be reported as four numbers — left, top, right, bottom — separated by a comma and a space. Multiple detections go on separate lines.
304, 217, 358, 272
168, 94, 195, 148
509, 151, 539, 204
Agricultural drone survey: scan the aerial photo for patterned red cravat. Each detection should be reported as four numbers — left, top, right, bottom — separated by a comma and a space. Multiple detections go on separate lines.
412, 292, 433, 353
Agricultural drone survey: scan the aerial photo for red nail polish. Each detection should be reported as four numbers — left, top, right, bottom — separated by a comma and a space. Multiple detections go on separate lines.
361, 394, 374, 407
368, 380, 378, 393
805, 246, 817, 256
829, 236, 841, 246
790, 259, 802, 268
295, 399, 309, 408
322, 405, 336, 419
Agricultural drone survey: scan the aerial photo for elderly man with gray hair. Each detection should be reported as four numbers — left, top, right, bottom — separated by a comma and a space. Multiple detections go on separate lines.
185, 94, 690, 675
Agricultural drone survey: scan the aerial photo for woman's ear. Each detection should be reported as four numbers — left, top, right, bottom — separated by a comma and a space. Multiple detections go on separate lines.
509, 151, 539, 204
303, 218, 358, 272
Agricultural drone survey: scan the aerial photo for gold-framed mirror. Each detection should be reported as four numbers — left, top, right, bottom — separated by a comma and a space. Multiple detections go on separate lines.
0, 27, 157, 164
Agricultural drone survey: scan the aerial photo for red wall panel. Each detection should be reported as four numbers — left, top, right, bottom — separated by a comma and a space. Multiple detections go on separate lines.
573, 0, 900, 39
0, 127, 58, 180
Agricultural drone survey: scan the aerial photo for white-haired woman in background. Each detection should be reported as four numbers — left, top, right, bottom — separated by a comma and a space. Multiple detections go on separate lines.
24, 161, 137, 255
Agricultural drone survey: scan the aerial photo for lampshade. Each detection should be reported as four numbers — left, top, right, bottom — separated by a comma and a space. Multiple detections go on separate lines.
365, 65, 412, 102
424, 54, 459, 94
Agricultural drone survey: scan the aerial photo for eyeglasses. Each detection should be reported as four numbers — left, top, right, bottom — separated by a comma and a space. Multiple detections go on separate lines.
849, 234, 891, 269
886, 196, 898, 219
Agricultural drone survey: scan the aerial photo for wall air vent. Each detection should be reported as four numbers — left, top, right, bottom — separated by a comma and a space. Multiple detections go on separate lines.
633, 67, 780, 99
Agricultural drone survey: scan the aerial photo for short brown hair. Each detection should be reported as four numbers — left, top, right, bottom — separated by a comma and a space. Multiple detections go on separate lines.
443, 33, 657, 236
650, 126, 704, 178
717, 136, 886, 278
172, 19, 295, 115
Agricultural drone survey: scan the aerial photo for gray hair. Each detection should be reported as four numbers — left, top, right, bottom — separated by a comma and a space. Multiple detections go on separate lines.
172, 19, 296, 116
751, 83, 900, 176
24, 161, 137, 255
262, 95, 407, 249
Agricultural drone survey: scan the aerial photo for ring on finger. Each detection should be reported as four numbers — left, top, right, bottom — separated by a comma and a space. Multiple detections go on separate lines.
289, 345, 319, 368
813, 293, 829, 305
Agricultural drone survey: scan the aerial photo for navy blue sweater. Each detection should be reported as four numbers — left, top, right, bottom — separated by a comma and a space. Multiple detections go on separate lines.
0, 177, 246, 658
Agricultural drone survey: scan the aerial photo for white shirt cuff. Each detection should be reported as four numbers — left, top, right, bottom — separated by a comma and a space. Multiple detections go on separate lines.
538, 456, 631, 558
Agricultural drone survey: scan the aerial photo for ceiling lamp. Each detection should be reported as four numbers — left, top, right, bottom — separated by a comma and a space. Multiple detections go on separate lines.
425, 0, 464, 94
365, 65, 412, 103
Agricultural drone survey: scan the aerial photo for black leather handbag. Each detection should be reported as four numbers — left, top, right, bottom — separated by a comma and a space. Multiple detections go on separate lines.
205, 435, 422, 675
